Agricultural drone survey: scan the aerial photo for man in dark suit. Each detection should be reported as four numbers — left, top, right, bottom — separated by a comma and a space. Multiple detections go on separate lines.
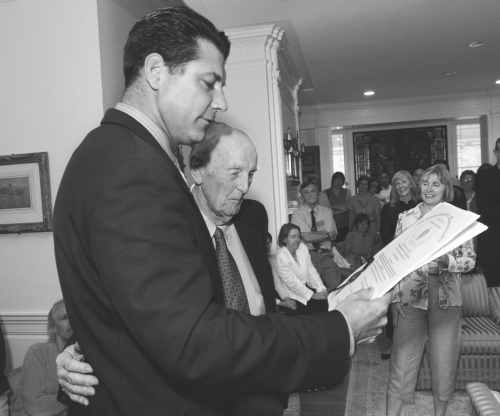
476, 137, 500, 287
54, 6, 391, 416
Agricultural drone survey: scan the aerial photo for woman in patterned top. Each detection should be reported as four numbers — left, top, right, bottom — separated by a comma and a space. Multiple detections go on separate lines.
386, 165, 476, 416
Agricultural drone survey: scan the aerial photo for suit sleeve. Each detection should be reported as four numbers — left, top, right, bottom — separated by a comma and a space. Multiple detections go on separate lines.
476, 170, 500, 218
90, 158, 350, 393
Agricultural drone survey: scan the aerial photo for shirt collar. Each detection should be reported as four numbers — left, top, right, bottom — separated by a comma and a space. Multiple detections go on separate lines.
115, 103, 180, 170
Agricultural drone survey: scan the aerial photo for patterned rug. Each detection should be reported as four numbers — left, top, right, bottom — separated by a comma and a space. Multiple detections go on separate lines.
345, 341, 472, 416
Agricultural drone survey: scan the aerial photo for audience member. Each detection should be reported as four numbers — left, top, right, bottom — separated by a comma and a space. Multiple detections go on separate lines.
376, 170, 392, 205
432, 159, 463, 206
346, 175, 381, 245
302, 174, 333, 211
266, 232, 297, 313
324, 172, 351, 242
386, 165, 476, 416
343, 214, 374, 268
412, 166, 425, 199
380, 170, 418, 359
11, 300, 70, 416
475, 137, 500, 287
457, 170, 478, 213
369, 178, 381, 196
291, 181, 342, 290
0, 327, 8, 416
380, 171, 419, 247
477, 162, 492, 173
274, 223, 328, 314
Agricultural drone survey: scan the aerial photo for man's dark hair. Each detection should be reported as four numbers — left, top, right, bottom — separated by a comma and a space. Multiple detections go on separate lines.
190, 122, 246, 170
460, 170, 475, 180
379, 170, 390, 178
123, 6, 231, 88
299, 181, 318, 191
278, 223, 301, 247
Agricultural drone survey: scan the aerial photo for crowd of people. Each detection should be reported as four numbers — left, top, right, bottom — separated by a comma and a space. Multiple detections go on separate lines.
2, 5, 499, 416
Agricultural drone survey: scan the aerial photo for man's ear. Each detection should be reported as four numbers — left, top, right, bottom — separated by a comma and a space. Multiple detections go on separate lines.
191, 167, 204, 185
144, 53, 166, 91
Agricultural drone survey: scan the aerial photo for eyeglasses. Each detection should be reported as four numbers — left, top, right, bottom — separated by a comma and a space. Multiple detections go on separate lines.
462, 178, 474, 183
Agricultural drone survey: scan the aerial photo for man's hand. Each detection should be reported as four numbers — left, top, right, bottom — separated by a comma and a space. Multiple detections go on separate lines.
278, 297, 297, 310
335, 288, 391, 345
311, 290, 328, 300
57, 342, 99, 406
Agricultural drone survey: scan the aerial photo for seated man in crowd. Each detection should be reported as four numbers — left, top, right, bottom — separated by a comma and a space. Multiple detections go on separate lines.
56, 121, 392, 414
292, 181, 350, 290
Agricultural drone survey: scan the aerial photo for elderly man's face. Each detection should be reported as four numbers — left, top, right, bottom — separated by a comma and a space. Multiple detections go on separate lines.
156, 39, 228, 146
301, 184, 319, 207
195, 132, 257, 224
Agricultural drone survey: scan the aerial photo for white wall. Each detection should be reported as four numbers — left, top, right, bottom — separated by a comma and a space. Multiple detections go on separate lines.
0, 0, 104, 371
300, 92, 500, 192
97, 0, 136, 110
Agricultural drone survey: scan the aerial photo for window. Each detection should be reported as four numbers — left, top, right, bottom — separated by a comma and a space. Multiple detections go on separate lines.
456, 124, 481, 176
331, 132, 346, 175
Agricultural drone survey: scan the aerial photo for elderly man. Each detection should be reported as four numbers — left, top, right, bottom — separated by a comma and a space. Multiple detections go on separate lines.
291, 181, 345, 289
54, 7, 390, 416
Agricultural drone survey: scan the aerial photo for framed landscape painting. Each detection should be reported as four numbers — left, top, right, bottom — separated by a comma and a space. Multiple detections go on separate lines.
0, 152, 53, 233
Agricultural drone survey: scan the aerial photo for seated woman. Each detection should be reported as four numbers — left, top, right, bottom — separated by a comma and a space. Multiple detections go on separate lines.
343, 213, 374, 268
12, 299, 71, 416
386, 165, 476, 416
274, 223, 328, 314
266, 232, 297, 313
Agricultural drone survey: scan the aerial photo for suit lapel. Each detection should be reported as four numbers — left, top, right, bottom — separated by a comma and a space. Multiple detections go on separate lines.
101, 109, 223, 304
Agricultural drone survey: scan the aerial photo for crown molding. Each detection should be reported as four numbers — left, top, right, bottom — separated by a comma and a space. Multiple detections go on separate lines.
301, 90, 500, 114
0, 313, 47, 336
109, 0, 171, 19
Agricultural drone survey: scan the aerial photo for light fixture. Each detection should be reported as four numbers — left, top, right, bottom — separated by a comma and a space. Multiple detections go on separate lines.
444, 72, 457, 76
364, 91, 375, 96
496, 80, 500, 85
469, 41, 485, 48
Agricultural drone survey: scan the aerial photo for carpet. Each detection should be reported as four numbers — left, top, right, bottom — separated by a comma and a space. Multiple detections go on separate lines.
345, 341, 472, 416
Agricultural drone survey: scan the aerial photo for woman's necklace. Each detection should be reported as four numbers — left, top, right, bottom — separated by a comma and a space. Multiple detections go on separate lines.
358, 194, 368, 212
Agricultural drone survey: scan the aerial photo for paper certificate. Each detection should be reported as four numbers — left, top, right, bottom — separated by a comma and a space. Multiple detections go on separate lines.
328, 203, 487, 310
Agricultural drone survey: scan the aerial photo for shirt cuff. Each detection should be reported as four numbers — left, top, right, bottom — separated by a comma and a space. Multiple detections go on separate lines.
338, 310, 355, 358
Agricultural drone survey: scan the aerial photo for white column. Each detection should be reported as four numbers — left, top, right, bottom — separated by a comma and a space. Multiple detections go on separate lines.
217, 25, 296, 241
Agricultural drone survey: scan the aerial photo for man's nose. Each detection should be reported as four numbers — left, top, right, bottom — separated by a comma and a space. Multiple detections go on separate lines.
212, 88, 228, 113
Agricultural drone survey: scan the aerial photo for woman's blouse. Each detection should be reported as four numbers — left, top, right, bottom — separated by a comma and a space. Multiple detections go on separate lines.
274, 243, 326, 305
346, 193, 380, 236
380, 199, 418, 246
325, 187, 351, 229
12, 342, 68, 416
344, 231, 374, 261
392, 203, 476, 309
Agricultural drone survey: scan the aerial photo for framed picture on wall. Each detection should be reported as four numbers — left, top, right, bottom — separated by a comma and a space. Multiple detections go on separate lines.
352, 125, 448, 183
0, 152, 53, 234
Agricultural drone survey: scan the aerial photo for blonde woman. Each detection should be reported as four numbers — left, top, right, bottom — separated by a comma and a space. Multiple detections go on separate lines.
386, 165, 476, 416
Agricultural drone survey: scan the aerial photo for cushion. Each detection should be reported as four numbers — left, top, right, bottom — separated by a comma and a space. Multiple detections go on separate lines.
462, 274, 489, 317
461, 317, 500, 354
467, 382, 500, 416
489, 287, 500, 326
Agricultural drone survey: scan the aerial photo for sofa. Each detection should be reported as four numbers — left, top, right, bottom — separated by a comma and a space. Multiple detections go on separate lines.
466, 382, 500, 416
416, 273, 500, 391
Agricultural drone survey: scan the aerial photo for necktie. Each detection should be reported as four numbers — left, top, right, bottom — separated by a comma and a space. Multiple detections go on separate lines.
214, 227, 250, 313
310, 210, 321, 249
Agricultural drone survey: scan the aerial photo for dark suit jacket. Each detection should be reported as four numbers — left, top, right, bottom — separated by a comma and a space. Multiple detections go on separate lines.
54, 109, 350, 416
476, 165, 500, 259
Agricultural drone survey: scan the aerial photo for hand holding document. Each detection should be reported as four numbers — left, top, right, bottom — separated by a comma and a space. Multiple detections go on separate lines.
329, 203, 487, 311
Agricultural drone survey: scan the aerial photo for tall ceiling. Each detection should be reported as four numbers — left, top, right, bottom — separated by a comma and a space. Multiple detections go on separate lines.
124, 0, 500, 107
